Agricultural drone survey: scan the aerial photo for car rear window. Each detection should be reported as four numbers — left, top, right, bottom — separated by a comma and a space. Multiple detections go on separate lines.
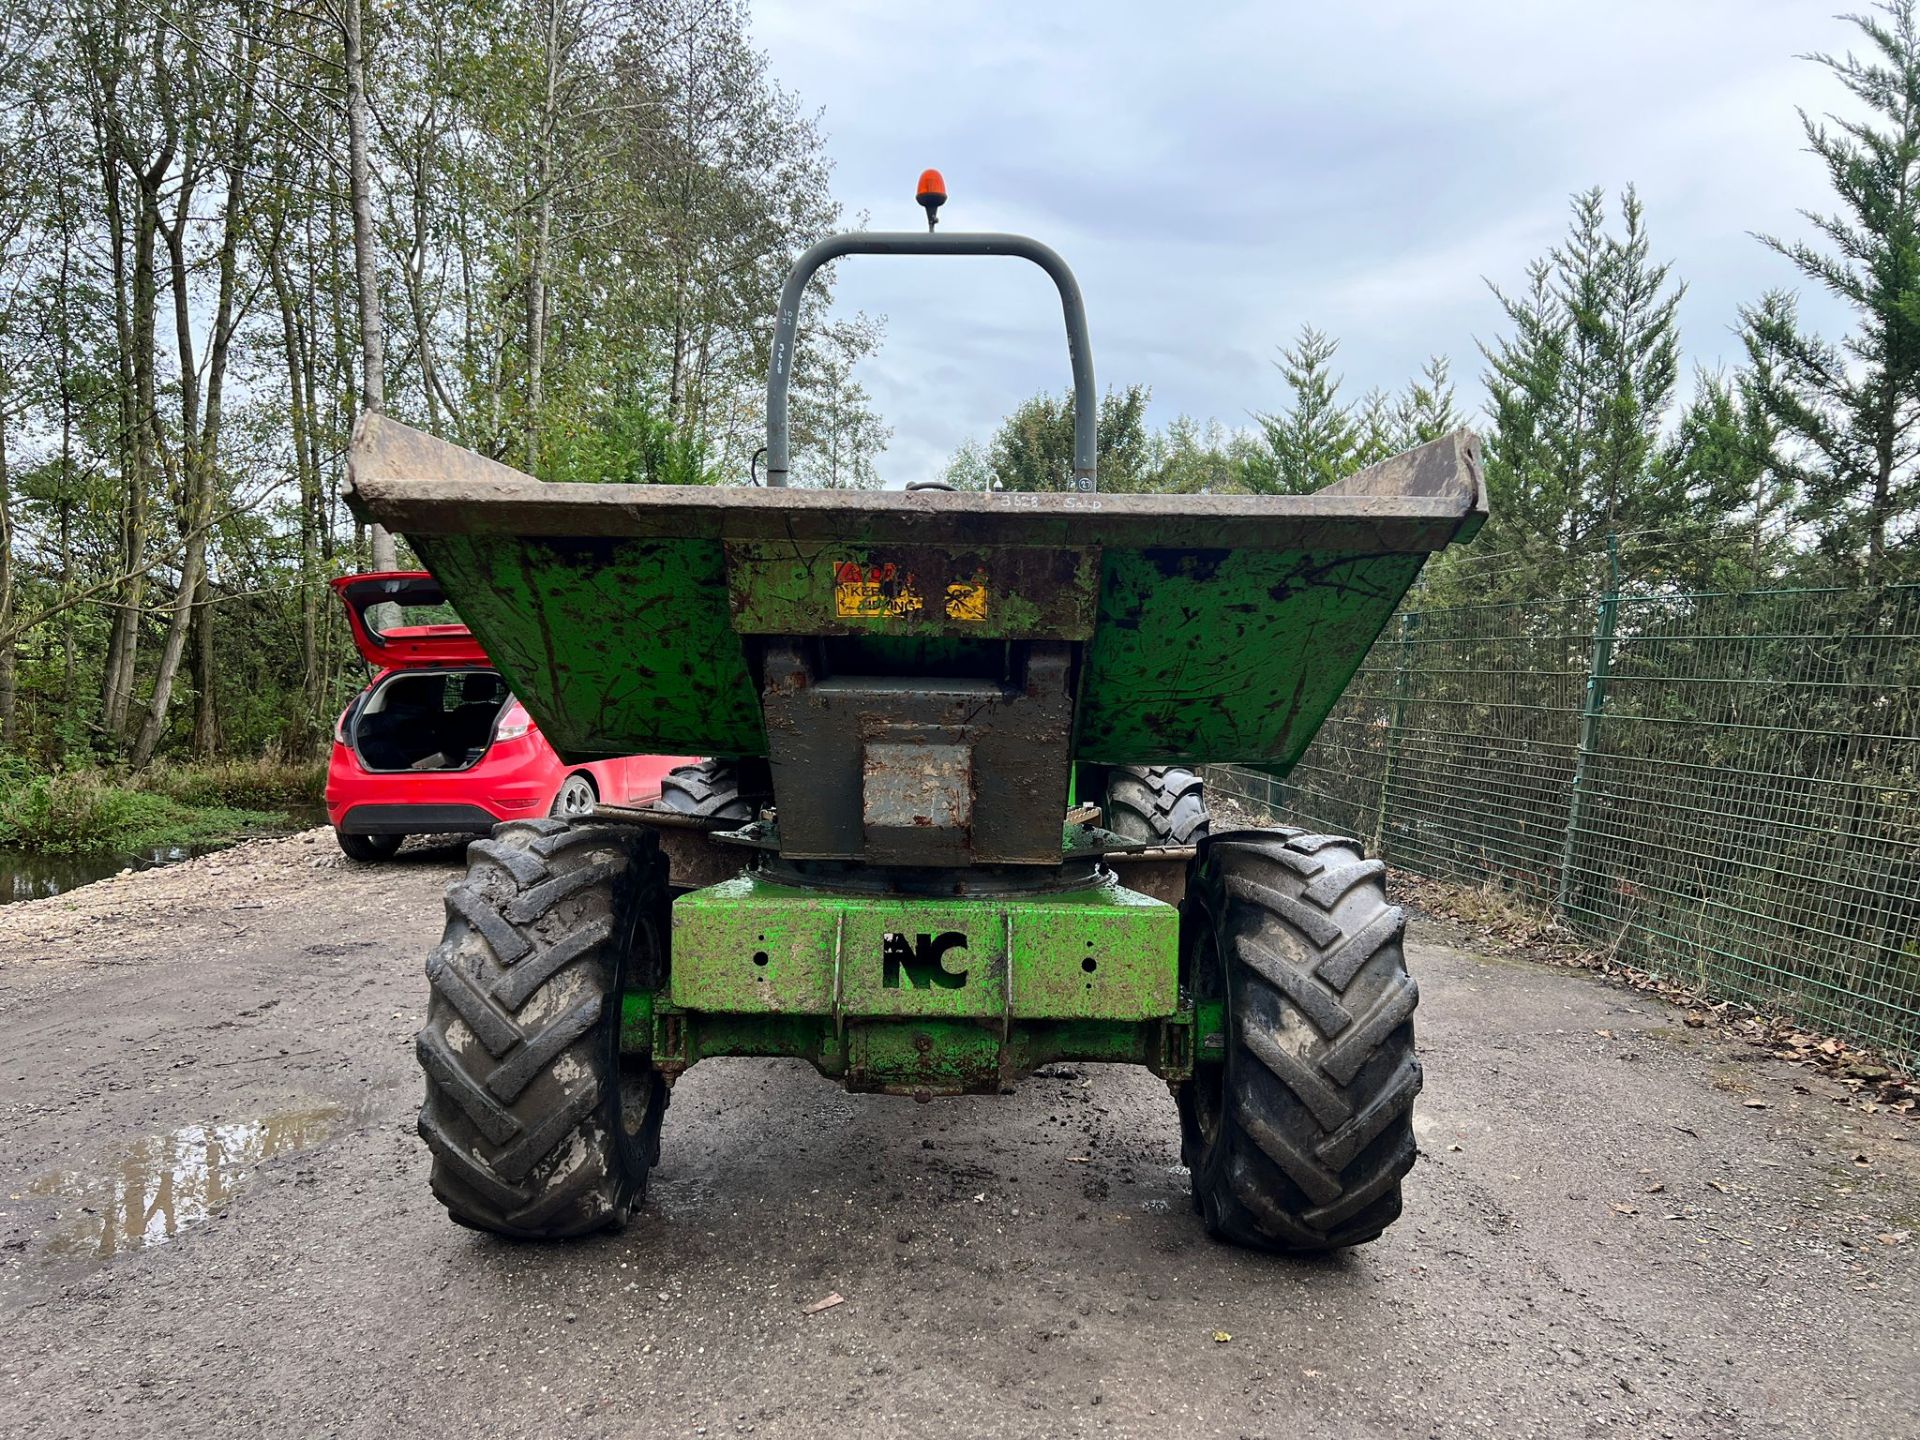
368, 599, 463, 638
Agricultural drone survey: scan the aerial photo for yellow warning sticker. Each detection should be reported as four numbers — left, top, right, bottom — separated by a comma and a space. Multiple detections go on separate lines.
945, 576, 989, 622
834, 561, 922, 619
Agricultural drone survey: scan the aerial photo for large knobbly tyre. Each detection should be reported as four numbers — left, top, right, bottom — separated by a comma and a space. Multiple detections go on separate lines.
415, 819, 669, 1239
659, 759, 759, 822
1106, 765, 1210, 845
1178, 829, 1420, 1253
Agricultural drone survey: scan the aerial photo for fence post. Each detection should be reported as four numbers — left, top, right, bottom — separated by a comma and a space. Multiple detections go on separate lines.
1372, 609, 1419, 854
1557, 536, 1620, 913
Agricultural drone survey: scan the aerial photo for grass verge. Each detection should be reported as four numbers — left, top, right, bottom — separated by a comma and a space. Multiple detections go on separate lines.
0, 758, 325, 856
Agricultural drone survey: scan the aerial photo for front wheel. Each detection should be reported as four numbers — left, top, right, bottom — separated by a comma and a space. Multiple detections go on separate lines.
415, 819, 670, 1238
1179, 829, 1421, 1252
335, 829, 403, 862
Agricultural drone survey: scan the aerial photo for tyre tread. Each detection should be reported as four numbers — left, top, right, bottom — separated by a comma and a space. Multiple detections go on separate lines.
415, 820, 667, 1238
658, 760, 759, 821
1182, 828, 1422, 1253
1104, 765, 1211, 846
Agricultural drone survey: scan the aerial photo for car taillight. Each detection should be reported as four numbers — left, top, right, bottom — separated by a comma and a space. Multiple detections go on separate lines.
495, 701, 533, 740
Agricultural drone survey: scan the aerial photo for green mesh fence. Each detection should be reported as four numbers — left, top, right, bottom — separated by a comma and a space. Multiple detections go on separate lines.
1209, 583, 1920, 1066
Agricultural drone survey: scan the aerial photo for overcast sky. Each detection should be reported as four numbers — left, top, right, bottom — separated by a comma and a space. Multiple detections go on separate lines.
752, 0, 1865, 484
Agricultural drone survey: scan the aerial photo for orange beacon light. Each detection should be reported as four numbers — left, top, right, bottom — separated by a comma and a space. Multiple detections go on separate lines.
916, 169, 947, 231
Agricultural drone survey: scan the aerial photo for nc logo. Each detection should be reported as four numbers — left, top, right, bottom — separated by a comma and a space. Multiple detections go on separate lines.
882, 931, 969, 990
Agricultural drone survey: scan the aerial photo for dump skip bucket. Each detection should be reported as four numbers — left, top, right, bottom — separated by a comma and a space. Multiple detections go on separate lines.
347, 417, 1484, 773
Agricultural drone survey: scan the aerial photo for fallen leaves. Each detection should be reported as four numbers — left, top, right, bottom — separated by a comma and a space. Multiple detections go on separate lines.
1211, 1331, 1232, 1344
1388, 868, 1915, 1120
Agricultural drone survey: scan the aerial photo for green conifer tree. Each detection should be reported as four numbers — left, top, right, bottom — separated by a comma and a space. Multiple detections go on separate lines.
1748, 0, 1920, 586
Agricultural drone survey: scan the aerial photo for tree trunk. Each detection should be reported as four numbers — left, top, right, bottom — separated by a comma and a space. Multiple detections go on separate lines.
0, 372, 16, 747
525, 0, 562, 473
190, 575, 219, 758
98, 138, 164, 742
1870, 423, 1893, 589
130, 527, 205, 768
344, 0, 396, 573
109, 171, 166, 744
405, 143, 448, 434
54, 185, 79, 741
273, 242, 325, 744
132, 121, 205, 768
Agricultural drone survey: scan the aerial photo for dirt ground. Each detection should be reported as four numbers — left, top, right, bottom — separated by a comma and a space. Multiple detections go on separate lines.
0, 830, 1914, 1439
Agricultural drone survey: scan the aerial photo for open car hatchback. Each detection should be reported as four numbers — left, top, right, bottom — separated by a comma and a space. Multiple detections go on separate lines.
325, 571, 695, 860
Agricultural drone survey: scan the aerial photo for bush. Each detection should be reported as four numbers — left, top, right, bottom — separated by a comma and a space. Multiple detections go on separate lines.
0, 771, 153, 853
0, 759, 315, 856
142, 754, 326, 810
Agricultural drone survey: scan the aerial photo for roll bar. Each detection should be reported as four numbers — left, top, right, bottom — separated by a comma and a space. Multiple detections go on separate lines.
764, 231, 1098, 491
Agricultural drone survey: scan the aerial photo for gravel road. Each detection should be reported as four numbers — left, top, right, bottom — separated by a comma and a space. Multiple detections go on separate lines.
0, 830, 1913, 1439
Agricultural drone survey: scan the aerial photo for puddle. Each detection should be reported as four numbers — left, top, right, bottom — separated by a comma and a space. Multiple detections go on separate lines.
0, 807, 325, 905
22, 1100, 377, 1261
0, 844, 229, 905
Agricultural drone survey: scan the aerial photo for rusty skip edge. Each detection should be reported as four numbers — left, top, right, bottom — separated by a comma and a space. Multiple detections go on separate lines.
346, 415, 1487, 551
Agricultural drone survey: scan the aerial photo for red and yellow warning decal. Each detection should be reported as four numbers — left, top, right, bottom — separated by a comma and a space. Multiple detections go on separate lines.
834, 561, 922, 619
944, 573, 989, 622
833, 560, 989, 622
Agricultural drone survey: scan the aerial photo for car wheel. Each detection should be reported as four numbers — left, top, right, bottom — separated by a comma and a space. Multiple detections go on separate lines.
550, 772, 597, 820
336, 830, 403, 862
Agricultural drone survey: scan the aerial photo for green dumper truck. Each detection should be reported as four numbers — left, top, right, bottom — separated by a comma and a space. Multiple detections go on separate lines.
347, 203, 1484, 1253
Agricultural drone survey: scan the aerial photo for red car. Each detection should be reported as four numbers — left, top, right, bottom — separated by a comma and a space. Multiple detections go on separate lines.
326, 572, 694, 861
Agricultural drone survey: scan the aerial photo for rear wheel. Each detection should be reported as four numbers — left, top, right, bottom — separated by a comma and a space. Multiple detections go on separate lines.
659, 759, 763, 822
335, 830, 403, 862
415, 819, 670, 1238
1105, 765, 1210, 845
550, 772, 597, 820
1179, 829, 1421, 1252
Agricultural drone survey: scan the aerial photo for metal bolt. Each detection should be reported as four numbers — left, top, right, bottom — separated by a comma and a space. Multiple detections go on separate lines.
913, 1032, 933, 1053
